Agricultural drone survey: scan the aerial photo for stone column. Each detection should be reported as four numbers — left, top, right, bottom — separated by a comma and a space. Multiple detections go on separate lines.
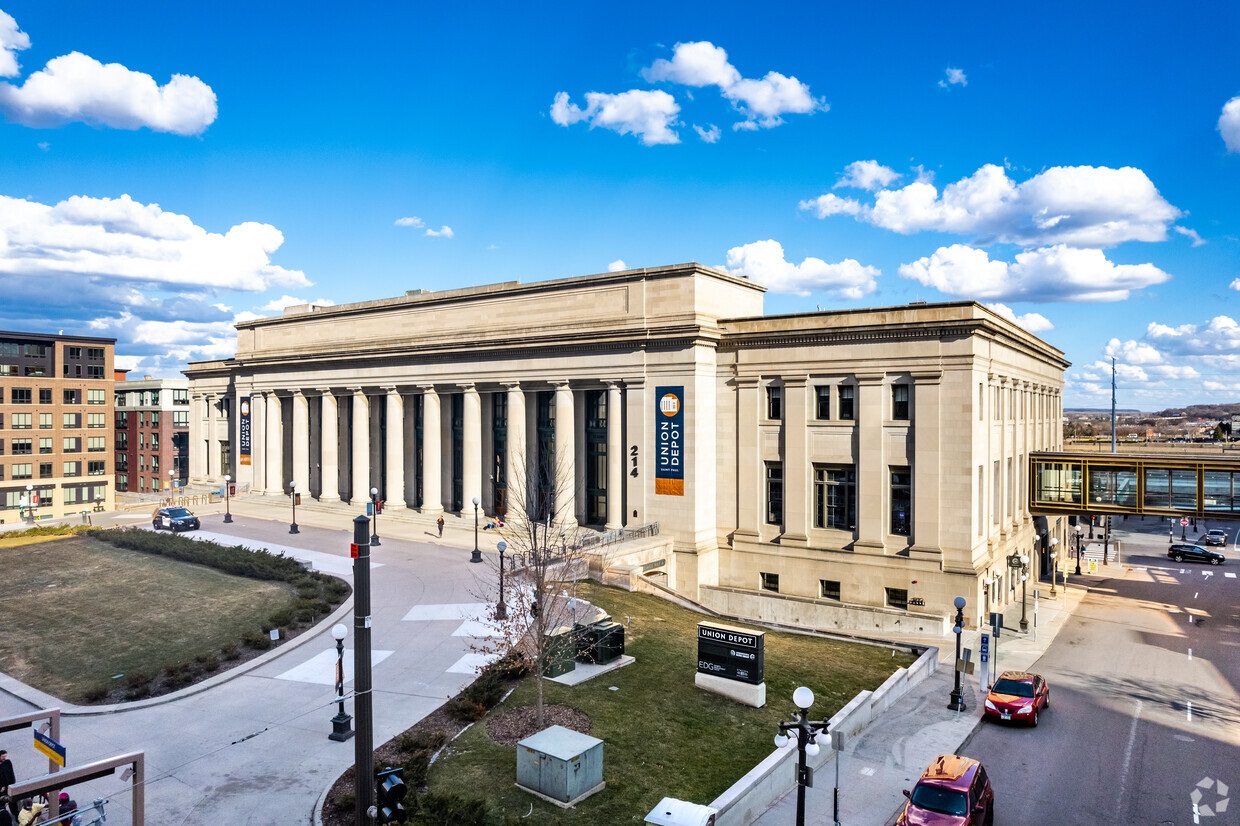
319, 390, 340, 502
910, 372, 943, 559
266, 391, 284, 495
420, 386, 443, 515
782, 375, 809, 546
461, 383, 482, 513
351, 389, 370, 504
384, 387, 406, 509
606, 382, 623, 529
854, 373, 886, 552
504, 383, 526, 517
201, 394, 214, 479
191, 394, 207, 480
250, 391, 266, 494
292, 390, 310, 496
553, 381, 576, 525
734, 377, 761, 540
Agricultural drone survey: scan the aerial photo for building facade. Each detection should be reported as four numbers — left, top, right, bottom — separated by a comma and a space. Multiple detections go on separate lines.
184, 264, 1067, 628
114, 376, 191, 496
0, 331, 116, 523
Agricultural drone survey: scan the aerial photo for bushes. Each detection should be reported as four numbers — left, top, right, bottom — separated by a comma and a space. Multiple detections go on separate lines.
445, 665, 509, 724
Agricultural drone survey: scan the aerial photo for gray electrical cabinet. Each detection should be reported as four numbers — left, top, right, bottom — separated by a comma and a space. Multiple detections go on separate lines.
516, 725, 605, 806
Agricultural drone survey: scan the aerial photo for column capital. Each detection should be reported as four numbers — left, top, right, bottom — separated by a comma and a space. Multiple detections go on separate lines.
854, 372, 886, 386
457, 382, 477, 393
550, 379, 571, 389
909, 370, 943, 385
315, 387, 336, 397
500, 381, 523, 391
783, 374, 810, 388
733, 375, 761, 388
291, 388, 307, 398
416, 383, 438, 395
349, 386, 367, 396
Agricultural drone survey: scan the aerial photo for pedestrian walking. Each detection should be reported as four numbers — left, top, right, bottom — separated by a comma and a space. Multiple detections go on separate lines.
0, 750, 13, 798
436, 514, 444, 538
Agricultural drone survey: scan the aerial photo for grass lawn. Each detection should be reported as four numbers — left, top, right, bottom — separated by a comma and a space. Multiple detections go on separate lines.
425, 582, 917, 823
0, 533, 297, 703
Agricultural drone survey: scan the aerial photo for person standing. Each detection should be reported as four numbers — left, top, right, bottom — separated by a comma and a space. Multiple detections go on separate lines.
0, 750, 13, 798
436, 514, 445, 538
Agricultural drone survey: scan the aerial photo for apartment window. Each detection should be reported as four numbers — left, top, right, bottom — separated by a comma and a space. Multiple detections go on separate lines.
63, 413, 81, 428
63, 437, 82, 453
116, 393, 127, 407
63, 461, 81, 477
87, 413, 106, 428
820, 580, 841, 601
39, 438, 52, 454
13, 463, 33, 480
173, 389, 189, 405
892, 384, 910, 420
12, 438, 32, 455
815, 386, 830, 420
150, 411, 159, 426
12, 413, 31, 429
150, 433, 159, 450
87, 437, 106, 452
885, 588, 909, 610
150, 391, 160, 406
765, 462, 784, 525
39, 413, 52, 429
87, 347, 104, 361
39, 388, 53, 404
138, 455, 146, 471
117, 473, 128, 491
24, 365, 46, 377
116, 411, 129, 427
12, 387, 31, 404
87, 389, 106, 405
814, 464, 856, 530
760, 572, 780, 593
838, 385, 855, 420
68, 346, 82, 359
39, 462, 53, 478
151, 455, 160, 473
173, 410, 189, 427
766, 386, 783, 420
0, 438, 4, 454
24, 344, 46, 358
891, 467, 912, 536
137, 433, 145, 449
0, 365, 13, 376
88, 461, 106, 476
87, 366, 104, 379
64, 389, 81, 404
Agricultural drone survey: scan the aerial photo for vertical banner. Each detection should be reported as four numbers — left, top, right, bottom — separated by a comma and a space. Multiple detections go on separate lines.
655, 386, 684, 496
239, 396, 252, 466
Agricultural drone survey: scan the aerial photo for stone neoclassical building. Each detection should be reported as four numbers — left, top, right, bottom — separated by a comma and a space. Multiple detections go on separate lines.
184, 263, 1067, 630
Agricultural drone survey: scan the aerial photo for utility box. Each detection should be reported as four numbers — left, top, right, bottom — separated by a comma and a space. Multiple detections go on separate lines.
516, 725, 605, 807
645, 797, 718, 826
542, 626, 576, 678
590, 621, 625, 664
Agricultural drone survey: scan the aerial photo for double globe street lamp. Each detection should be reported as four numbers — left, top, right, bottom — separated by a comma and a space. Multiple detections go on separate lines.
222, 474, 233, 523
774, 686, 831, 826
470, 496, 482, 563
948, 596, 967, 711
1007, 552, 1030, 632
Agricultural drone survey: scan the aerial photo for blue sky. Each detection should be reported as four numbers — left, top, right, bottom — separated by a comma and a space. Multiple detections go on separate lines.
2, 2, 1239, 411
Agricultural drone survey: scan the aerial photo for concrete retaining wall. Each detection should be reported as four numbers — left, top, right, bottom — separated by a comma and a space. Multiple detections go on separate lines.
699, 585, 948, 637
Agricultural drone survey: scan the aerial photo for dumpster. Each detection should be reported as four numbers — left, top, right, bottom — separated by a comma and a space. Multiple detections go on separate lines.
542, 626, 576, 677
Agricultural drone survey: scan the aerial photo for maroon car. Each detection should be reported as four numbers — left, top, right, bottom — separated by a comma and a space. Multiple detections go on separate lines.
984, 670, 1050, 726
898, 754, 994, 825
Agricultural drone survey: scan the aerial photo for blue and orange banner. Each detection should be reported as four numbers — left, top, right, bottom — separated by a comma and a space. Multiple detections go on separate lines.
655, 386, 684, 496
239, 396, 252, 466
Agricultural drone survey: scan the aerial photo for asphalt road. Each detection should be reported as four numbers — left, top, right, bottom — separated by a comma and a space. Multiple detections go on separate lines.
961, 520, 1240, 825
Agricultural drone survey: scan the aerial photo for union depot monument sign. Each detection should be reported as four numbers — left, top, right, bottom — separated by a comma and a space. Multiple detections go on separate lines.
695, 621, 766, 707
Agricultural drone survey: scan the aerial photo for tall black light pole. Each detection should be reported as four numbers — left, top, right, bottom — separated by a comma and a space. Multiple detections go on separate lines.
351, 515, 375, 823
1048, 537, 1059, 597
288, 481, 299, 534
370, 487, 381, 546
328, 623, 353, 741
1007, 552, 1029, 632
495, 540, 508, 620
775, 686, 830, 826
470, 496, 482, 563
1075, 525, 1084, 575
948, 596, 966, 711
223, 474, 233, 523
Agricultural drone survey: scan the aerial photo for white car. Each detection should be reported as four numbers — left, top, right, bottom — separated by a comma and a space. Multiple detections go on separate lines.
1203, 528, 1229, 546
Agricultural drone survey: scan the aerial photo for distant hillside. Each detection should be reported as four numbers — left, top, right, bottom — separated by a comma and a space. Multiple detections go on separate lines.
1153, 403, 1240, 419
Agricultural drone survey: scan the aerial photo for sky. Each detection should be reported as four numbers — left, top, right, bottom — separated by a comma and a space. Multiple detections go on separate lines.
1, 2, 1239, 411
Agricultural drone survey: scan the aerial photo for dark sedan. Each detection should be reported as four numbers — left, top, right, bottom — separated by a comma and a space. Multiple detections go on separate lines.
1168, 543, 1225, 565
153, 506, 201, 532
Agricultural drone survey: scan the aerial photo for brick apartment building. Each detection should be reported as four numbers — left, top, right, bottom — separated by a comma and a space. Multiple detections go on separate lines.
0, 331, 116, 523
114, 375, 190, 496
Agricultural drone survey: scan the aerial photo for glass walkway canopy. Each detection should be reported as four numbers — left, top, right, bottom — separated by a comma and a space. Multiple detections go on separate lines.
1030, 451, 1240, 517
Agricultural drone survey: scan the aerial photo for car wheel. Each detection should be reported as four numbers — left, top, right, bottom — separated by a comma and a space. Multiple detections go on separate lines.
152, 522, 159, 531
1173, 554, 1184, 562
1032, 707, 1039, 727
1211, 558, 1221, 566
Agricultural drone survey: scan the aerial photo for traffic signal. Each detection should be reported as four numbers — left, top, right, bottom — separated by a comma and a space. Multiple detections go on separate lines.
376, 766, 407, 823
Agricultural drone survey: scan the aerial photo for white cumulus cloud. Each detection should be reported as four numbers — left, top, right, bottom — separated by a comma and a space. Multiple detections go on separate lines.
0, 51, 217, 135
798, 193, 862, 218
551, 89, 680, 146
425, 225, 453, 238
834, 160, 900, 191
1220, 95, 1240, 153
938, 67, 967, 88
985, 303, 1053, 332
723, 239, 878, 298
0, 10, 30, 78
693, 123, 721, 143
395, 216, 424, 228
608, 259, 627, 272
1146, 316, 1240, 356
898, 244, 1171, 302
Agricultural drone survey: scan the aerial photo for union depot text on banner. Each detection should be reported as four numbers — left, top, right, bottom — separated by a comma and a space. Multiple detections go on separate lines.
655, 386, 685, 496
239, 396, 252, 466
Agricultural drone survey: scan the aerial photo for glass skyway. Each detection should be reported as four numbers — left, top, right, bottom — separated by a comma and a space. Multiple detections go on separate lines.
1030, 451, 1240, 516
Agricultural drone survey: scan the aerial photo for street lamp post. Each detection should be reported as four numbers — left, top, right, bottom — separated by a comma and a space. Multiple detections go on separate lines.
774, 686, 831, 826
1007, 552, 1030, 632
495, 540, 508, 620
470, 496, 482, 563
948, 596, 966, 711
24, 483, 35, 524
168, 468, 176, 503
1075, 525, 1084, 575
223, 474, 233, 523
328, 623, 354, 741
369, 487, 381, 546
1048, 537, 1059, 597
288, 481, 299, 534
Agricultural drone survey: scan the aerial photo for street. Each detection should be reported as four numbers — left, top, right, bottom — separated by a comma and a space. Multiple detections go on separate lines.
961, 519, 1240, 824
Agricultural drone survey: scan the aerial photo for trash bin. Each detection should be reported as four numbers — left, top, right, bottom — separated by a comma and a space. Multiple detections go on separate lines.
542, 626, 576, 677
644, 797, 717, 826
592, 621, 625, 664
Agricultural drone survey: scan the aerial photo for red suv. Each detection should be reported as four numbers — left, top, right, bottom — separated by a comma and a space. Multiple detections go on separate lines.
897, 753, 994, 826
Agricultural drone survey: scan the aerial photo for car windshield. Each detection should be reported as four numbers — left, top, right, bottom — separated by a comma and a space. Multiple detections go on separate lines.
992, 678, 1034, 697
166, 508, 192, 518
910, 785, 969, 816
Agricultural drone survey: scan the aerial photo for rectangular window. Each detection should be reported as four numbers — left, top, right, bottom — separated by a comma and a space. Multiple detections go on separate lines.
88, 460, 106, 476
765, 462, 784, 525
891, 467, 911, 536
815, 385, 830, 420
11, 438, 32, 455
820, 580, 841, 601
63, 437, 81, 452
137, 433, 145, 449
151, 455, 160, 473
116, 393, 127, 407
13, 463, 32, 480
173, 410, 189, 427
87, 347, 104, 361
63, 461, 81, 477
116, 411, 128, 427
892, 383, 910, 420
150, 391, 160, 406
12, 387, 31, 404
39, 462, 53, 478
87, 413, 106, 428
173, 389, 189, 405
68, 346, 82, 359
39, 413, 52, 429
760, 572, 780, 593
64, 389, 81, 404
766, 386, 783, 420
39, 438, 52, 454
814, 464, 856, 530
24, 343, 46, 358
39, 388, 53, 404
150, 411, 159, 426
12, 413, 31, 429
24, 365, 46, 377
86, 365, 104, 379
838, 385, 855, 420
87, 437, 106, 452
885, 587, 909, 610
87, 389, 106, 405
150, 433, 159, 450
63, 413, 81, 428
117, 473, 128, 491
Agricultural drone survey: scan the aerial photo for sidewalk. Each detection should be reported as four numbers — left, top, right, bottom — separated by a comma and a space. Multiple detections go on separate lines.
751, 580, 1091, 826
